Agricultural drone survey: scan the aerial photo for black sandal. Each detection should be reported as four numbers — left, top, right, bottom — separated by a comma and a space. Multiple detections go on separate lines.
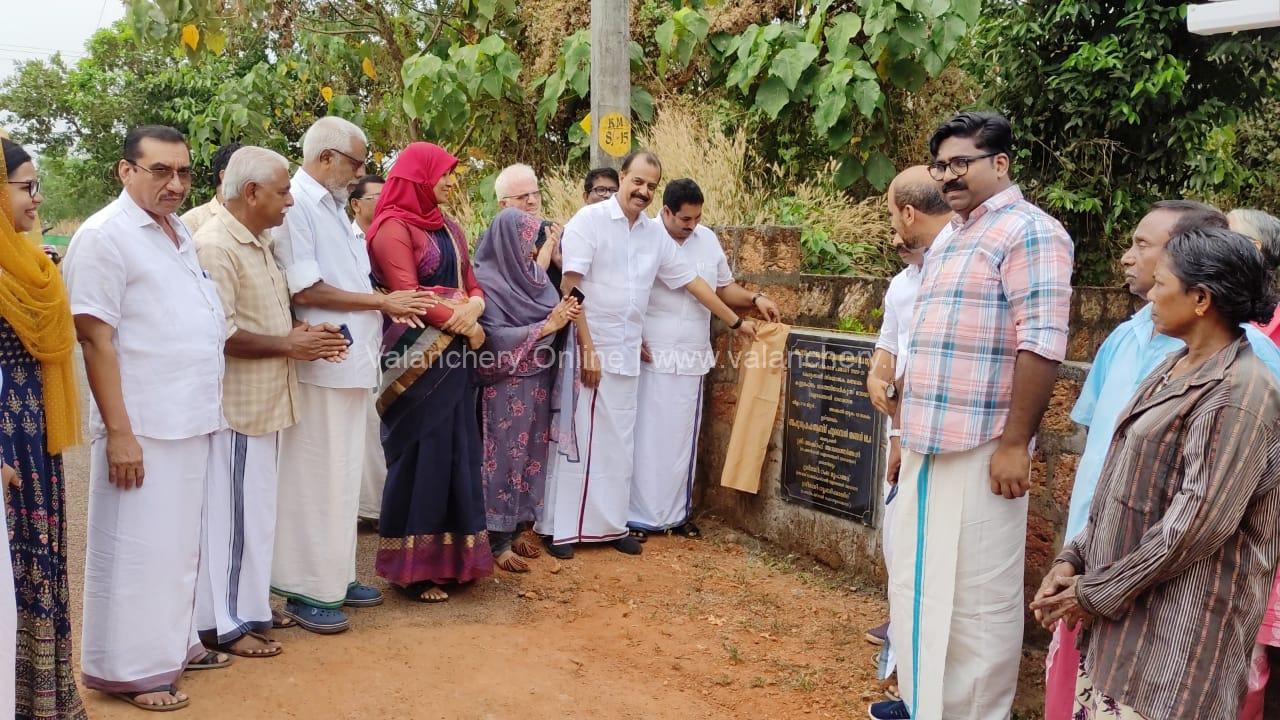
670, 521, 701, 538
186, 649, 232, 671
110, 685, 189, 712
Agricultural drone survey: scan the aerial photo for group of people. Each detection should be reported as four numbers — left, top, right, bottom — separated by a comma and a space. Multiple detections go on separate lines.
0, 111, 782, 714
862, 111, 1280, 720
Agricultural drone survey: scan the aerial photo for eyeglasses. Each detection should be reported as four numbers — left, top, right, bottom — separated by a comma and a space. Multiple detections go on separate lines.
352, 193, 380, 203
124, 160, 195, 184
6, 180, 40, 199
589, 186, 617, 199
927, 152, 1000, 181
501, 190, 542, 203
326, 148, 368, 171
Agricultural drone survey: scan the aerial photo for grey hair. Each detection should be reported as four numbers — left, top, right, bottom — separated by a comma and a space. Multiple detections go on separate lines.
494, 163, 537, 199
301, 116, 367, 164
1228, 208, 1280, 272
222, 147, 290, 200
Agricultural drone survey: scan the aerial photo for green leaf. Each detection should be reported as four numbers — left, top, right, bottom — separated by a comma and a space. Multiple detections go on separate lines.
851, 78, 881, 117
888, 58, 926, 91
952, 0, 980, 26
813, 91, 846, 133
754, 76, 791, 119
770, 42, 820, 92
896, 15, 928, 47
481, 70, 503, 99
631, 87, 655, 122
495, 50, 521, 82
835, 154, 864, 188
678, 7, 709, 40
851, 60, 877, 80
825, 13, 863, 60
479, 34, 505, 55
865, 151, 895, 191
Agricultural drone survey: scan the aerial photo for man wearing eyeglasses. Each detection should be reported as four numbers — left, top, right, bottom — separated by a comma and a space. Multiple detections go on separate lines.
66, 125, 232, 710
878, 112, 1073, 720
496, 162, 566, 292
269, 117, 435, 635
347, 174, 384, 244
582, 167, 619, 206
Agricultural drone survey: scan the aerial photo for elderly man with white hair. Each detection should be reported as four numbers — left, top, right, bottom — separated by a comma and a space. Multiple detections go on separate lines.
269, 117, 435, 633
192, 146, 351, 657
496, 162, 565, 290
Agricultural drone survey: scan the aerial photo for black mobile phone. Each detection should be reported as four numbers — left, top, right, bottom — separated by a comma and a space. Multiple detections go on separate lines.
569, 286, 586, 304
337, 323, 354, 346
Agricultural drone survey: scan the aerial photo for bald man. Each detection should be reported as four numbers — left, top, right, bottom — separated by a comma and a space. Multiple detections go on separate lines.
865, 166, 954, 716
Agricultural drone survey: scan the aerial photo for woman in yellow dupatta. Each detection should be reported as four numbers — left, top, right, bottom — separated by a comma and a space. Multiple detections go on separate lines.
2, 137, 86, 719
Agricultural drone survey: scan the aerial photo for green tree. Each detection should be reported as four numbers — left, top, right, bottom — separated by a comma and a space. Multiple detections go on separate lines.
973, 0, 1280, 283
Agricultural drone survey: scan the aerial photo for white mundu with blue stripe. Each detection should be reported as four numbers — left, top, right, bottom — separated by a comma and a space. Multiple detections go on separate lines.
887, 438, 1027, 720
630, 225, 732, 531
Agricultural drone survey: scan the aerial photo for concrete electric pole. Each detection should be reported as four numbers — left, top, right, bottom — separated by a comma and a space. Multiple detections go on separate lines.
589, 0, 632, 169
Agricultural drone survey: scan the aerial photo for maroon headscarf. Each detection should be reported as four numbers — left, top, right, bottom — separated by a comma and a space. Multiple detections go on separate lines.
366, 142, 458, 244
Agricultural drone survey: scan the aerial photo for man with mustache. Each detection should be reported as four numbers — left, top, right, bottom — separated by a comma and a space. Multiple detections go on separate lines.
876, 112, 1074, 720
269, 117, 435, 633
66, 125, 232, 711
863, 166, 953, 684
1034, 200, 1280, 719
537, 151, 758, 559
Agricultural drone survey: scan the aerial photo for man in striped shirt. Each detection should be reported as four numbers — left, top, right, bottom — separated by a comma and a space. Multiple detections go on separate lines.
880, 112, 1074, 720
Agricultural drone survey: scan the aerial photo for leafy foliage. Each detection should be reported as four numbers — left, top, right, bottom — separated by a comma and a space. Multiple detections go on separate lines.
973, 0, 1280, 283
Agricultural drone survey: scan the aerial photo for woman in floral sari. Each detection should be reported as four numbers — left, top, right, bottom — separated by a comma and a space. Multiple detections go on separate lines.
472, 208, 579, 572
2, 138, 86, 718
367, 142, 492, 602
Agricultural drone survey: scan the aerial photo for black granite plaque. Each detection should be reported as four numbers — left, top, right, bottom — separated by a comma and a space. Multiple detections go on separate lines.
780, 330, 882, 525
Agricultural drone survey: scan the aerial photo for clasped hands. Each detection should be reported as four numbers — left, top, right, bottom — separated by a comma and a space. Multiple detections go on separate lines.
1029, 562, 1091, 631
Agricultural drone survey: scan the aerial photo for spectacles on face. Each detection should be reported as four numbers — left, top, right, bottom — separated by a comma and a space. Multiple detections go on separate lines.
501, 189, 542, 203
352, 193, 381, 204
6, 180, 40, 199
125, 160, 194, 184
589, 185, 617, 199
326, 148, 368, 171
927, 152, 1000, 181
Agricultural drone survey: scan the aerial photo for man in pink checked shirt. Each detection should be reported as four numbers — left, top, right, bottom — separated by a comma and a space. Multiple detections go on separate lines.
870, 112, 1074, 720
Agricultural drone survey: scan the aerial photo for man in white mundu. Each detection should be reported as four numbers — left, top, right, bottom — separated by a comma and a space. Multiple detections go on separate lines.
66, 126, 231, 711
192, 147, 350, 658
629, 178, 780, 538
537, 152, 757, 559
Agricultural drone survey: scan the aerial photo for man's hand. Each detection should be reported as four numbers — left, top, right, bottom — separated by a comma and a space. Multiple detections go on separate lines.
580, 345, 602, 389
1030, 566, 1088, 631
989, 441, 1031, 499
753, 295, 782, 323
106, 429, 146, 490
640, 342, 652, 364
443, 297, 484, 334
380, 290, 436, 328
736, 318, 759, 342
287, 323, 350, 362
536, 224, 562, 268
868, 376, 897, 416
886, 436, 902, 485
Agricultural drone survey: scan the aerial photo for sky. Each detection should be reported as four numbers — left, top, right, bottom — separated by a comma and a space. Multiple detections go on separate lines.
0, 0, 126, 81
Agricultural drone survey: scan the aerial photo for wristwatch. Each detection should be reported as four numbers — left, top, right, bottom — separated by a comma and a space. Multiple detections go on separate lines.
885, 383, 897, 400
888, 429, 902, 438
751, 292, 765, 307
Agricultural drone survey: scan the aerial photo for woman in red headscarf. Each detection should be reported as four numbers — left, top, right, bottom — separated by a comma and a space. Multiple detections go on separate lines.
367, 142, 493, 601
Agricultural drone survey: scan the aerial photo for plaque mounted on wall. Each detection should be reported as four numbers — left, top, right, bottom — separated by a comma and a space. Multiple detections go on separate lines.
780, 329, 883, 526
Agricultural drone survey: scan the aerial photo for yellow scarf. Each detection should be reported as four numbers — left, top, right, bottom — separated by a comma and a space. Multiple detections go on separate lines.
0, 160, 81, 455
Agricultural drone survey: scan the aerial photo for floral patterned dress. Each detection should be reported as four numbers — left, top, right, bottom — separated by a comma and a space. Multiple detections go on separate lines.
0, 319, 86, 719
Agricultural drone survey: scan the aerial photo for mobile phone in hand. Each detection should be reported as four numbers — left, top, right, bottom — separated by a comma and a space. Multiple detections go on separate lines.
569, 286, 586, 304
337, 323, 354, 346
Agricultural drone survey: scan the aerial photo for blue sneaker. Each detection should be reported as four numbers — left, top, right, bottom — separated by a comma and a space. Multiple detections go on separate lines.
868, 700, 910, 719
282, 599, 350, 635
343, 582, 384, 608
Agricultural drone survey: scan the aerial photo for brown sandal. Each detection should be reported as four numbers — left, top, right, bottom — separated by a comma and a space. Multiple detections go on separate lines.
495, 549, 530, 573
511, 533, 542, 559
110, 685, 189, 712
219, 631, 282, 658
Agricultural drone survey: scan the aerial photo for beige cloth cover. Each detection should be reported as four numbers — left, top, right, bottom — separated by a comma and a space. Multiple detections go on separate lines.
719, 322, 790, 493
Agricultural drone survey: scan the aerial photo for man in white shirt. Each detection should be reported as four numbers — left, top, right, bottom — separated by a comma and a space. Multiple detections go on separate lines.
345, 173, 388, 527
66, 125, 231, 711
630, 179, 781, 538
537, 152, 758, 558
864, 165, 954, 718
270, 117, 433, 634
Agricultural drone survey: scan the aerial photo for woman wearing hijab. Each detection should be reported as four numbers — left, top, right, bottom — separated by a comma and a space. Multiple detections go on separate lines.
472, 208, 580, 573
1031, 228, 1280, 720
2, 139, 86, 718
367, 142, 492, 602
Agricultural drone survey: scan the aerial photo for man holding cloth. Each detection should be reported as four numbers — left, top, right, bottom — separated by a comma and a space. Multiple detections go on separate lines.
538, 152, 757, 558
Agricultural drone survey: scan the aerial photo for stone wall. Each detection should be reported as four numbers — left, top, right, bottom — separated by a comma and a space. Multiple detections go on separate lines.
696, 226, 1136, 623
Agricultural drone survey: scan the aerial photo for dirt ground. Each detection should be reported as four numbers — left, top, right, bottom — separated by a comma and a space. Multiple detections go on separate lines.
60, 434, 1046, 719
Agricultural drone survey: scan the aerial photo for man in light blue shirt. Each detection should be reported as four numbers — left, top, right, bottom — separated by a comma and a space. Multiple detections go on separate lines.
1040, 200, 1280, 719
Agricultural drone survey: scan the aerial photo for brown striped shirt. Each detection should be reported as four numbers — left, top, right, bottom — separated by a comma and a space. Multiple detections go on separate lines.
1059, 335, 1280, 720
